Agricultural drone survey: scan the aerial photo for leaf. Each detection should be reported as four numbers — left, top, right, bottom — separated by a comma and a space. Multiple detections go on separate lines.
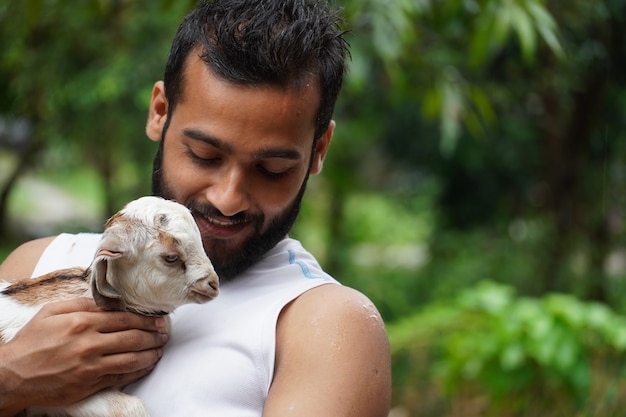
422, 86, 443, 120
527, 0, 565, 59
492, 3, 513, 46
466, 85, 497, 138
439, 68, 465, 155
511, 3, 536, 63
468, 13, 496, 68
500, 343, 525, 370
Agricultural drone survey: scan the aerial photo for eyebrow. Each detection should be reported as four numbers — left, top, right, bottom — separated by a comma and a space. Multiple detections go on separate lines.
183, 128, 234, 154
183, 128, 303, 161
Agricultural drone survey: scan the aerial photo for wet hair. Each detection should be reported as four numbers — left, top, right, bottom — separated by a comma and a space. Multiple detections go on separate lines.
163, 0, 349, 142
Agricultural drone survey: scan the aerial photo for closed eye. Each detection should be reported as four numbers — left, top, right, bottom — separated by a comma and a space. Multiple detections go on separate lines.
186, 148, 221, 166
258, 165, 294, 179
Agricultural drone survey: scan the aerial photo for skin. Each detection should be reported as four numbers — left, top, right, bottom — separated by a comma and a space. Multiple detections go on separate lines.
0, 53, 392, 416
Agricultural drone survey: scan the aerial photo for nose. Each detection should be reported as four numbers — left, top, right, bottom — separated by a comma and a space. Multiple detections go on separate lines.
205, 166, 250, 216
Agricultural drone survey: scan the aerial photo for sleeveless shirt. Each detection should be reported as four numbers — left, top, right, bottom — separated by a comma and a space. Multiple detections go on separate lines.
32, 233, 338, 417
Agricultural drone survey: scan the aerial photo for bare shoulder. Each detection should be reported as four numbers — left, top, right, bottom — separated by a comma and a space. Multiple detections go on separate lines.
280, 284, 390, 358
281, 283, 387, 333
268, 284, 391, 417
0, 236, 57, 281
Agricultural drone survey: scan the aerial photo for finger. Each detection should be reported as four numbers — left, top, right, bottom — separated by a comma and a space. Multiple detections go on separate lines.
43, 364, 159, 406
38, 297, 103, 316
93, 311, 169, 334
97, 328, 169, 356
100, 346, 164, 376
98, 365, 158, 390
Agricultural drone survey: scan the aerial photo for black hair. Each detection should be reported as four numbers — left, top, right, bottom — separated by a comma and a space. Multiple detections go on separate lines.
163, 0, 349, 142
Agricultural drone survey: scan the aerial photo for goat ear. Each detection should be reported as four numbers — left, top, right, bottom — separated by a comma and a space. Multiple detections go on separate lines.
90, 249, 125, 311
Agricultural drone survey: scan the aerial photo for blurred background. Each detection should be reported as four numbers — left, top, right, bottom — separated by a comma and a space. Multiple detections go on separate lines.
1, 0, 625, 415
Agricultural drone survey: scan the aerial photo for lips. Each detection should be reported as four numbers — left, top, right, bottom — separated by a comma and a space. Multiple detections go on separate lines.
193, 212, 249, 239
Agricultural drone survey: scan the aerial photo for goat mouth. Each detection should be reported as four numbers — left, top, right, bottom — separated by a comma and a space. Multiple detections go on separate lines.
190, 291, 217, 304
189, 288, 219, 303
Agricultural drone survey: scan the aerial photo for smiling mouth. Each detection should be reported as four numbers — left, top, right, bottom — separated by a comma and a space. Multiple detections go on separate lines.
207, 216, 246, 227
193, 213, 249, 239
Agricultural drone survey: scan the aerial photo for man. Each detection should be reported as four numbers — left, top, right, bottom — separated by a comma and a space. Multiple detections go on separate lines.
0, 0, 392, 416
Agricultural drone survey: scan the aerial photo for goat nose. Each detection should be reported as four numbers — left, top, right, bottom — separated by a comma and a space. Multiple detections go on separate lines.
190, 272, 220, 302
209, 274, 219, 291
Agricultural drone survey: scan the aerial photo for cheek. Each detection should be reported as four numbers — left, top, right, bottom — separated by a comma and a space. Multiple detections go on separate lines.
251, 170, 307, 213
260, 198, 289, 218
160, 145, 202, 197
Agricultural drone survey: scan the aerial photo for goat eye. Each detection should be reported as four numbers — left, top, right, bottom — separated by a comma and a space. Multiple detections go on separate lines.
163, 254, 179, 263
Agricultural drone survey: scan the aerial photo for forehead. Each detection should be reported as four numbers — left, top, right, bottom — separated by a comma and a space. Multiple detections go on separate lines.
174, 54, 320, 148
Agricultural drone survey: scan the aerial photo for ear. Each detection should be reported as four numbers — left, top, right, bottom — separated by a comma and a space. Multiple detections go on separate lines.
90, 249, 125, 311
146, 80, 169, 143
310, 120, 334, 175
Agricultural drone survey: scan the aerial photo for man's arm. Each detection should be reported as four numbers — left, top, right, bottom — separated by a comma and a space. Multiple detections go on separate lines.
0, 240, 169, 416
266, 284, 392, 417
0, 236, 56, 282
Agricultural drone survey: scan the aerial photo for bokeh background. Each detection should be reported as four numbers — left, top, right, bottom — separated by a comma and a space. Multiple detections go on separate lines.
1, 1, 626, 415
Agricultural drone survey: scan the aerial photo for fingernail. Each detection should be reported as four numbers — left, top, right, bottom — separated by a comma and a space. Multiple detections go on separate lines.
155, 317, 166, 328
161, 333, 169, 343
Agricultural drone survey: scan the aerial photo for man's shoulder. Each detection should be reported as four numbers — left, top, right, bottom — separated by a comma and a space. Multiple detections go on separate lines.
0, 236, 57, 282
271, 283, 392, 416
283, 284, 384, 325
277, 283, 388, 351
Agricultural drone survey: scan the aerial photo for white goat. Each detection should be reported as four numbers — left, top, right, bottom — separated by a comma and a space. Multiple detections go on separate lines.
0, 196, 219, 417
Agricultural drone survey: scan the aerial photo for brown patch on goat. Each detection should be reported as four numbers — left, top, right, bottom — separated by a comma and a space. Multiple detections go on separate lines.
104, 210, 124, 228
157, 229, 186, 269
157, 213, 169, 228
158, 228, 181, 252
2, 268, 90, 305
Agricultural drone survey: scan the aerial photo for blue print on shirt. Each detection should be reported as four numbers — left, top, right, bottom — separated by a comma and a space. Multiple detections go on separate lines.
288, 250, 329, 280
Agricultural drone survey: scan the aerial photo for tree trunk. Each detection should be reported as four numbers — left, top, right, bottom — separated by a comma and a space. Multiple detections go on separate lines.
539, 58, 609, 300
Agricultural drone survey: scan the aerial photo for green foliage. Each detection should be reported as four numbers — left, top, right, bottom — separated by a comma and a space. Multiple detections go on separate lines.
293, 181, 437, 320
0, 0, 196, 217
389, 281, 626, 415
343, 0, 563, 152
468, 0, 564, 66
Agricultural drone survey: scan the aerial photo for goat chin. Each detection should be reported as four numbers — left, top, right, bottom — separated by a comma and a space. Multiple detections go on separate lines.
0, 196, 219, 417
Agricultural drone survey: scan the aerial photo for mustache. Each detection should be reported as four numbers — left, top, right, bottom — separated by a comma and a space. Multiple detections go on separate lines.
185, 200, 262, 225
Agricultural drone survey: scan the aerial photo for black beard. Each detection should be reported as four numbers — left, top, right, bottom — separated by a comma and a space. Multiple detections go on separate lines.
151, 142, 308, 282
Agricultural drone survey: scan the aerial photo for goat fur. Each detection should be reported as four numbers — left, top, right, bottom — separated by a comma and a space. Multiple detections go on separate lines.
0, 196, 219, 417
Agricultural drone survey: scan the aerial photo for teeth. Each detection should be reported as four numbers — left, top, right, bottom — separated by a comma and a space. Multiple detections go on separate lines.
209, 217, 243, 227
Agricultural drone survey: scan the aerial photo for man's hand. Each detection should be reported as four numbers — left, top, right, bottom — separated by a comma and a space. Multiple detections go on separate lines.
0, 297, 168, 416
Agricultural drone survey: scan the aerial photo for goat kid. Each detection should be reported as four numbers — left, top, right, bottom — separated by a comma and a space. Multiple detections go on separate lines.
0, 196, 219, 417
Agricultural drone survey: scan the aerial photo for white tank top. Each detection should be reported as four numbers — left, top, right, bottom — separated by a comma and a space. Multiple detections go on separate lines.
33, 233, 338, 416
